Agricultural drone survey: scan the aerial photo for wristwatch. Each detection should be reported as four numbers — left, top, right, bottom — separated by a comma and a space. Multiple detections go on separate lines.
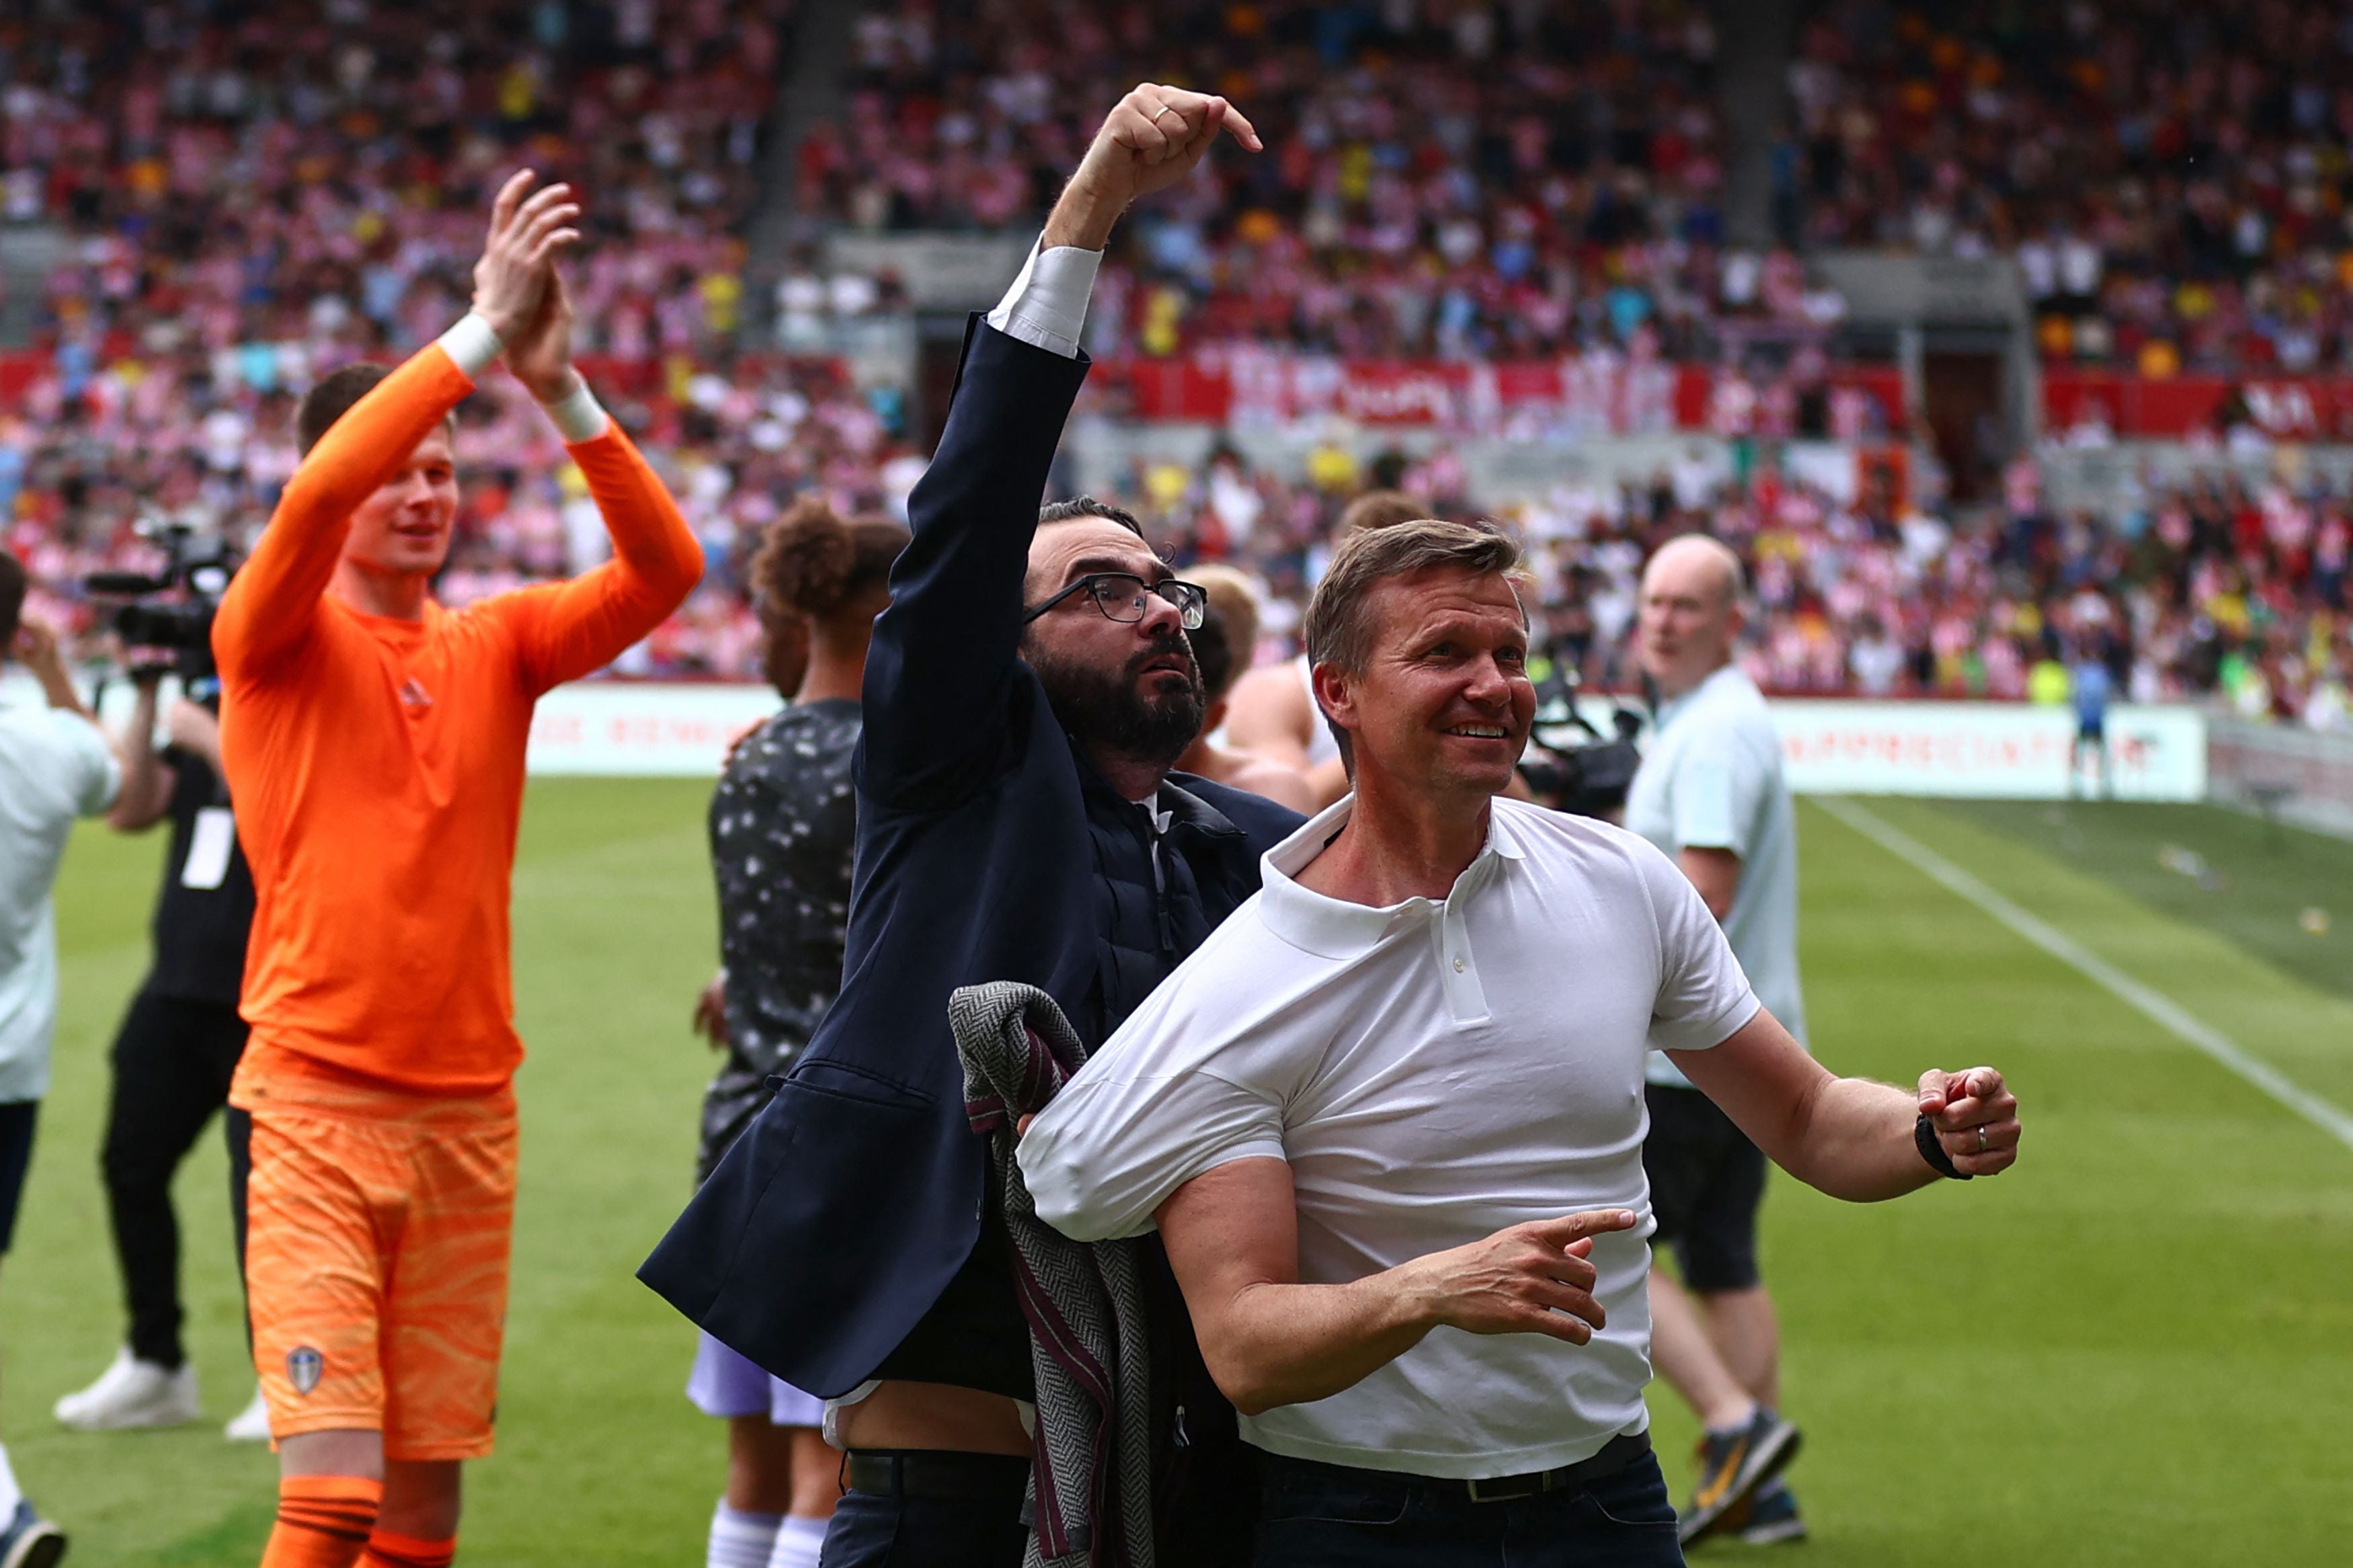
1915, 1113, 1972, 1180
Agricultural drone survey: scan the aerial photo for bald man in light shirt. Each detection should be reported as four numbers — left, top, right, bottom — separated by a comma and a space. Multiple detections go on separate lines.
1624, 534, 1808, 1546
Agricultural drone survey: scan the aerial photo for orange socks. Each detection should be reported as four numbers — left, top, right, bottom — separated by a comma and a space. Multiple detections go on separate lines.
359, 1531, 457, 1567
255, 1475, 458, 1566
261, 1476, 383, 1568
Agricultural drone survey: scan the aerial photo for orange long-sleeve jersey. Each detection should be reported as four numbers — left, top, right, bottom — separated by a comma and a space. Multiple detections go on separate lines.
214, 339, 703, 1097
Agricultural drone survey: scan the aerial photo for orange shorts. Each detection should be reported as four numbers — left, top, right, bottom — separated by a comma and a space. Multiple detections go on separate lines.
239, 1069, 518, 1461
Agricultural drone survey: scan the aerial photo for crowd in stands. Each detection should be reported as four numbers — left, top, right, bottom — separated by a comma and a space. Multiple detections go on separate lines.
809, 0, 1843, 362
4, 1, 2347, 727
0, 0, 908, 677
1791, 0, 2353, 374
1103, 440, 2352, 731
3, 342, 914, 681
5, 0, 787, 365
813, 0, 2353, 380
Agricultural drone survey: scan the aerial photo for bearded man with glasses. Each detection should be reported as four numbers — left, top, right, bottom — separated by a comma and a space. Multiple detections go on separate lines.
645, 84, 1302, 1568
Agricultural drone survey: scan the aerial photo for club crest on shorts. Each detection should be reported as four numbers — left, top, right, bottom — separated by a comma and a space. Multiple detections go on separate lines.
286, 1346, 325, 1397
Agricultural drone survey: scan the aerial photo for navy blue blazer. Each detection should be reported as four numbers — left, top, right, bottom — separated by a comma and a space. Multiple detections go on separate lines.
640, 319, 1302, 1395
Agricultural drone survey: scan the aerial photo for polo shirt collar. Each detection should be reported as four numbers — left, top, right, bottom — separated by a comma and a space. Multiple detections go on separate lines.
1657, 661, 1740, 731
1259, 794, 1525, 960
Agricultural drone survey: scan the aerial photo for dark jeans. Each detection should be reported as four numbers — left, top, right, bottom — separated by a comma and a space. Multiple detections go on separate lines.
820, 1454, 1030, 1568
1254, 1448, 1685, 1567
101, 990, 251, 1369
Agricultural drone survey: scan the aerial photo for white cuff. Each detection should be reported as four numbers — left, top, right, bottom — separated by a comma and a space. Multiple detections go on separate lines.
436, 313, 504, 380
984, 237, 1102, 359
541, 377, 611, 442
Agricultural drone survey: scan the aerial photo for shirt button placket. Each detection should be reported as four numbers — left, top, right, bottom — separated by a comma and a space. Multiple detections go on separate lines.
1439, 907, 1488, 1022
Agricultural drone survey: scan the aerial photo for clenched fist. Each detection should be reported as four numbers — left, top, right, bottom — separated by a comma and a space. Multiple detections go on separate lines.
1918, 1066, 2020, 1178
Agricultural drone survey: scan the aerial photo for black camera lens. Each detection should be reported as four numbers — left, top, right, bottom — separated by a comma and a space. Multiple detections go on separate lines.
114, 600, 218, 651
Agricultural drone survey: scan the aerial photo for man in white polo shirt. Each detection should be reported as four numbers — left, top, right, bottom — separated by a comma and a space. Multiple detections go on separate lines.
1, 546, 126, 1565
1021, 520, 2021, 1567
1623, 534, 1810, 1546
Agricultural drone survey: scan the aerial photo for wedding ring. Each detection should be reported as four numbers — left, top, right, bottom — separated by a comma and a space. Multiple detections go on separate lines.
1976, 1124, 1989, 1153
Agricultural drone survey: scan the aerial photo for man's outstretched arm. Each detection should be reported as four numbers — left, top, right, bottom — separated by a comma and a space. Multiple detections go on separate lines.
1156, 1157, 1638, 1417
212, 173, 581, 679
1669, 1008, 2021, 1200
859, 85, 1261, 806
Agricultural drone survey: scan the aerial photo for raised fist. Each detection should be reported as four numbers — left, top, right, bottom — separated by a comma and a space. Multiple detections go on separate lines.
1044, 85, 1263, 251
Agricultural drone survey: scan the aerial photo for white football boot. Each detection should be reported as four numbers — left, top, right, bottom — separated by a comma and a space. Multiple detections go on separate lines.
53, 1347, 202, 1431
224, 1385, 272, 1442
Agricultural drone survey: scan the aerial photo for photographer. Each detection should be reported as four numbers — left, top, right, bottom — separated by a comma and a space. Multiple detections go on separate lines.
51, 663, 264, 1442
1622, 535, 1810, 1546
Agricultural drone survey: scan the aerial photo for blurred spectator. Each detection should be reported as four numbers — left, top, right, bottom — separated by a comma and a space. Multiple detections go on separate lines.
813, 0, 1845, 362
5, 348, 915, 679
8, 0, 2346, 716
1093, 438, 2351, 728
1792, 0, 2353, 372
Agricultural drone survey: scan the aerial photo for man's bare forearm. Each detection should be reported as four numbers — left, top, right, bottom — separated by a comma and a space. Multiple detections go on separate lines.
1157, 1161, 1633, 1419
32, 657, 87, 716
1203, 1270, 1437, 1417
1778, 1074, 1938, 1202
108, 684, 172, 830
1039, 176, 1124, 253
1676, 1015, 2018, 1196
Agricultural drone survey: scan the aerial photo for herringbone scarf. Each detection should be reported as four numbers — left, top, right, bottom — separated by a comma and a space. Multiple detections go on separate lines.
953, 981, 1155, 1568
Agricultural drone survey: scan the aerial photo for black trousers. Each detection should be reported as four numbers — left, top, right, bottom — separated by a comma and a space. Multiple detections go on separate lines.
102, 989, 251, 1369
824, 1453, 1031, 1567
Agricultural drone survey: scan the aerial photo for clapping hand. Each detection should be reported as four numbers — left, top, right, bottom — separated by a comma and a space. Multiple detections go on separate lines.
504, 264, 582, 405
471, 171, 582, 351
1919, 1067, 2021, 1177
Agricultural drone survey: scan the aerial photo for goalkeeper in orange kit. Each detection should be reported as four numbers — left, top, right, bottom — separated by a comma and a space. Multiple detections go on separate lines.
211, 173, 703, 1568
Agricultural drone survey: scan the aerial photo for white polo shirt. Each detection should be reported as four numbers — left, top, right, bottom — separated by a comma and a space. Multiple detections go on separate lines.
1021, 795, 1759, 1479
1, 702, 122, 1102
1623, 663, 1806, 1089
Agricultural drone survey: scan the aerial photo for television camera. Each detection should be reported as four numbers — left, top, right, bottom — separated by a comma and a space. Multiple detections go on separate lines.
82, 511, 240, 688
1514, 664, 1646, 819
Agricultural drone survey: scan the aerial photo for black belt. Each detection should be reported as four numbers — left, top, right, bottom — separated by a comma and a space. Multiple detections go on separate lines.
1461, 1432, 1650, 1503
845, 1449, 1031, 1502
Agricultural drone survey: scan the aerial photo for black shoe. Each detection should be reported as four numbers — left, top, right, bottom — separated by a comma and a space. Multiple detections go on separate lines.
1736, 1482, 1808, 1545
0, 1501, 66, 1568
1677, 1407, 1801, 1547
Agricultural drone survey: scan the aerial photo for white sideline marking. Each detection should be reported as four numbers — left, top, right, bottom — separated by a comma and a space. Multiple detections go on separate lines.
1813, 796, 2353, 1155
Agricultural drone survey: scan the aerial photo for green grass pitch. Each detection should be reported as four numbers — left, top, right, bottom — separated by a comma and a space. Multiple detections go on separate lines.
7, 780, 2350, 1564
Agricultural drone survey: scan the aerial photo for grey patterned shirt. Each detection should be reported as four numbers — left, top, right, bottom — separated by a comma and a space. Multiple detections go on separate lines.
698, 697, 862, 1184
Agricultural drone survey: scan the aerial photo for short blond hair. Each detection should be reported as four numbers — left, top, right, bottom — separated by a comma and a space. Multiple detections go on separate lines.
1305, 519, 1523, 677
1184, 563, 1263, 669
1336, 489, 1433, 540
1302, 520, 1526, 768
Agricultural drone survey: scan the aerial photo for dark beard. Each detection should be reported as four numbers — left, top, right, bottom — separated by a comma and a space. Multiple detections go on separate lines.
1027, 631, 1206, 772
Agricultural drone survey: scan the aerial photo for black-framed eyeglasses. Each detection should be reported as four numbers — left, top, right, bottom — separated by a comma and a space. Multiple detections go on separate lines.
1022, 573, 1207, 630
